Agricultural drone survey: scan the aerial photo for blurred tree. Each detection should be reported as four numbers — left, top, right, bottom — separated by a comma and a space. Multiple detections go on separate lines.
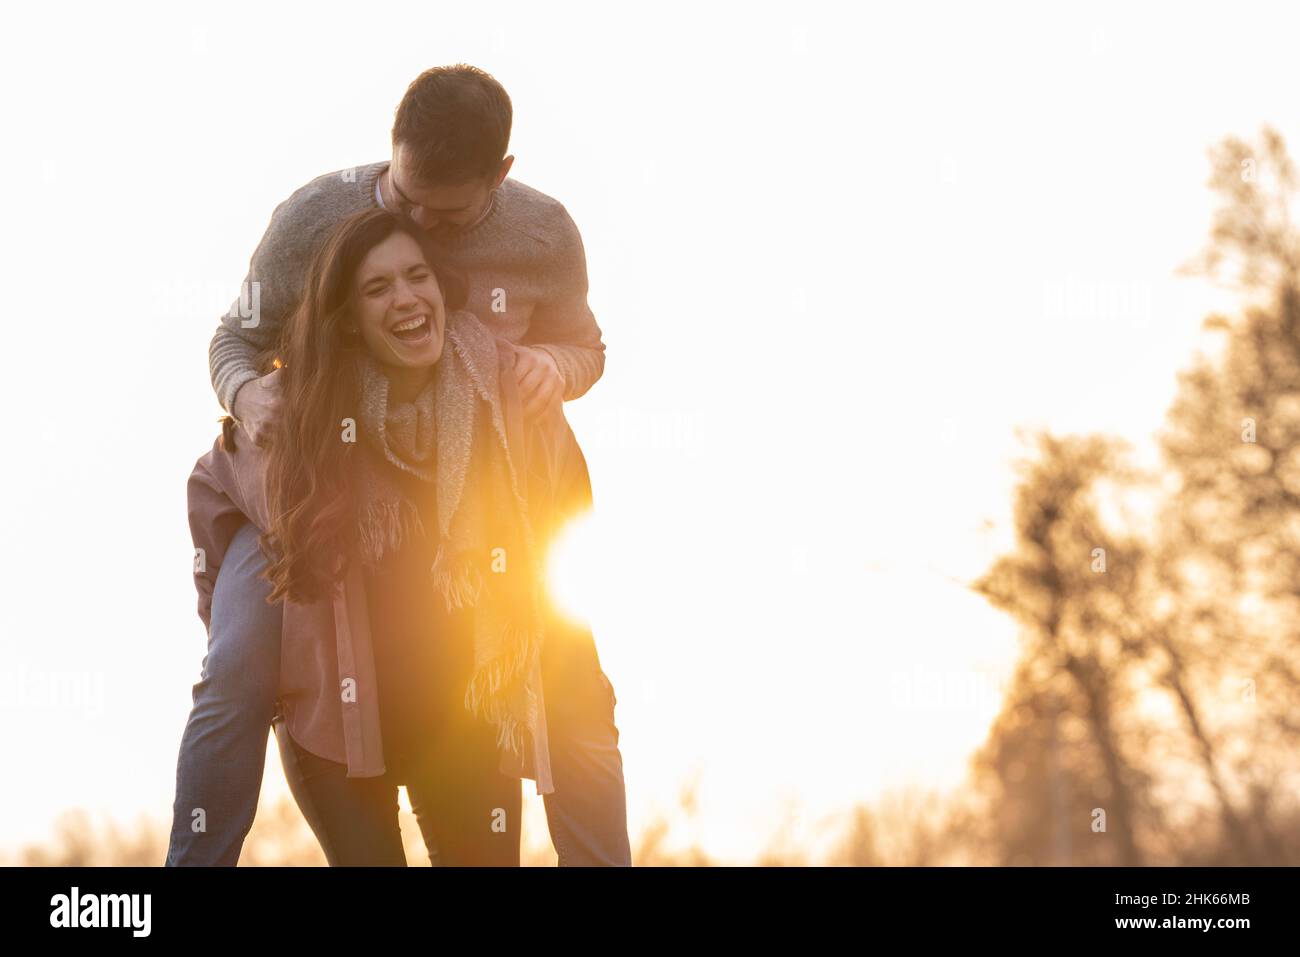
1156, 125, 1300, 862
971, 127, 1300, 867
974, 433, 1153, 865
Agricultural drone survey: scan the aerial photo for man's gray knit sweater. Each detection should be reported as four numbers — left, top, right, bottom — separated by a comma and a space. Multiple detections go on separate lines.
209, 160, 605, 413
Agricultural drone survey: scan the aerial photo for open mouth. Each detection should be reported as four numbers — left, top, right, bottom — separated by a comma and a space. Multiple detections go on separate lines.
390, 313, 431, 342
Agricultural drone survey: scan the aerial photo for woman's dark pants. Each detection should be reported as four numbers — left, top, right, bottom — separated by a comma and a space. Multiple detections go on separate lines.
165, 521, 631, 866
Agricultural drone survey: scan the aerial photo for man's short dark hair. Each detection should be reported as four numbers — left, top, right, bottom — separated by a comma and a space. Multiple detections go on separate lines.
392, 64, 512, 186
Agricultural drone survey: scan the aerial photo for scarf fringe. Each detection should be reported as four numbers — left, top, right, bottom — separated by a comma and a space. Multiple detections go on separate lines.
429, 545, 486, 612
462, 626, 542, 757
357, 497, 426, 566
354, 322, 547, 768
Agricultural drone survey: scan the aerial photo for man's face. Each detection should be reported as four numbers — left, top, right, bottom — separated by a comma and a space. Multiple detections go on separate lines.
388, 144, 503, 239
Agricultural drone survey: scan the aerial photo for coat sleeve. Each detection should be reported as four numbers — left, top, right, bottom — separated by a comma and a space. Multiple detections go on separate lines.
533, 407, 593, 541
187, 427, 273, 630
494, 340, 593, 550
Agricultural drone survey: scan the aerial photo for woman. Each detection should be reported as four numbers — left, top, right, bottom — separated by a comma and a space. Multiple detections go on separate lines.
187, 208, 587, 865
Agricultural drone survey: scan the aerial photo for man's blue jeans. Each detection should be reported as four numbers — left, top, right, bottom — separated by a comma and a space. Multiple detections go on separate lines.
166, 520, 631, 866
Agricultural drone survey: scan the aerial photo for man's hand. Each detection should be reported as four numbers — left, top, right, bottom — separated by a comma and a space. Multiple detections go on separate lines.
231, 369, 283, 447
514, 346, 565, 420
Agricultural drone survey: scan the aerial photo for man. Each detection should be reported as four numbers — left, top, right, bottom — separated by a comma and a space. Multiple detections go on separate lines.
167, 64, 630, 866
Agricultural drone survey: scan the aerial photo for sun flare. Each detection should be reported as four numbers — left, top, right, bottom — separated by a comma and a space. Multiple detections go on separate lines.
545, 508, 601, 625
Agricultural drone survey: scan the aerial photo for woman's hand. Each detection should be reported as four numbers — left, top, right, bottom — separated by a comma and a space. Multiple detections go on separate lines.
231, 368, 284, 446
513, 346, 565, 420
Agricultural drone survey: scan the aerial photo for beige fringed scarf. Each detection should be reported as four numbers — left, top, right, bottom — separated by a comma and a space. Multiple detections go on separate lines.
350, 313, 544, 763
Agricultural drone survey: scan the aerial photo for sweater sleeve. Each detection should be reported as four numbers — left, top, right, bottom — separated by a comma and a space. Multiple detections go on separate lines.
208, 188, 326, 413
524, 205, 607, 402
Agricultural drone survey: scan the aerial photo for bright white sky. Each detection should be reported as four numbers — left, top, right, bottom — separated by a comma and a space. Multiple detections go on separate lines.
0, 0, 1297, 863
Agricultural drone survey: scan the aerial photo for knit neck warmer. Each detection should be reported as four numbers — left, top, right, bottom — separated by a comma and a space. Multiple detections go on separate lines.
351, 313, 543, 762
357, 357, 439, 483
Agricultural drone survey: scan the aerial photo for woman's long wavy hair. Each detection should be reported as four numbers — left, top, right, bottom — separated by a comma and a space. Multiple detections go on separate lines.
226, 208, 467, 604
